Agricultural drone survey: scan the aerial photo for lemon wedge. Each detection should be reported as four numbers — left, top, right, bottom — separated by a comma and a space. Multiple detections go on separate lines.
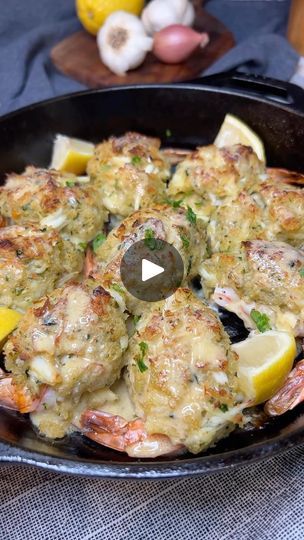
0, 307, 22, 343
50, 135, 95, 175
232, 331, 296, 405
214, 113, 266, 163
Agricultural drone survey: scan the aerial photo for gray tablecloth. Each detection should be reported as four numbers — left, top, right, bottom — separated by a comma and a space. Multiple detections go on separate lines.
1, 445, 304, 539
0, 1, 303, 539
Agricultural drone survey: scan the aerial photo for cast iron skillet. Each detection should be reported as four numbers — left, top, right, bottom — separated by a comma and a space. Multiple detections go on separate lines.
0, 72, 304, 479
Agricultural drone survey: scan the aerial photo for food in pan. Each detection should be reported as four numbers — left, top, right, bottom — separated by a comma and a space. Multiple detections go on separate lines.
0, 225, 83, 311
206, 180, 304, 254
88, 204, 205, 313
201, 240, 304, 337
167, 143, 266, 222
1, 279, 128, 439
0, 167, 108, 247
0, 120, 303, 457
87, 132, 170, 218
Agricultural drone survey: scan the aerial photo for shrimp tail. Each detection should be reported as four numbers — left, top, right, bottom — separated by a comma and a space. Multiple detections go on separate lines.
80, 410, 185, 458
265, 360, 304, 416
267, 168, 304, 186
0, 370, 42, 413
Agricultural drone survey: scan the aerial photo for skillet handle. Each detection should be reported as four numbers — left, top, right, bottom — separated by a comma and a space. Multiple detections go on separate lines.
188, 70, 304, 113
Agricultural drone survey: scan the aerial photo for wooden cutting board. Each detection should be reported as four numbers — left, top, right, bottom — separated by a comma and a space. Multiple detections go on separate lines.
51, 7, 234, 88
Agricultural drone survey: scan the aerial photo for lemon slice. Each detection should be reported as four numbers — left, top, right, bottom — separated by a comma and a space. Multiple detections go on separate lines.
50, 135, 95, 175
232, 331, 296, 405
215, 113, 266, 163
0, 307, 22, 343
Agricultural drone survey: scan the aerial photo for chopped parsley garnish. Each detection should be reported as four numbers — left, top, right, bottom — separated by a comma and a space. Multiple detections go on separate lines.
137, 358, 148, 373
111, 283, 124, 294
66, 180, 75, 187
137, 341, 148, 372
144, 228, 162, 251
250, 309, 271, 333
165, 197, 183, 208
78, 242, 87, 251
180, 234, 190, 249
219, 404, 229, 413
299, 268, 304, 278
93, 233, 106, 253
139, 341, 148, 357
186, 206, 197, 225
133, 315, 141, 326
131, 155, 141, 165
165, 129, 172, 138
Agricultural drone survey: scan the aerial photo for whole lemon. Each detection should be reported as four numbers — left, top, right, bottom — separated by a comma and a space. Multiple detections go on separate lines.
76, 0, 145, 35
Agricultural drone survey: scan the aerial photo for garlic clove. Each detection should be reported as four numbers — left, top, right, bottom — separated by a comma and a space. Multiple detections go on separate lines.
153, 25, 209, 64
142, 0, 195, 36
142, 0, 182, 35
97, 11, 153, 76
168, 0, 189, 21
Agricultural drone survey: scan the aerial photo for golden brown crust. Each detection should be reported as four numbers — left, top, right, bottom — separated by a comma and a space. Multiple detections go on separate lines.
87, 132, 170, 218
125, 288, 243, 454
4, 279, 128, 439
0, 225, 83, 311
0, 167, 107, 244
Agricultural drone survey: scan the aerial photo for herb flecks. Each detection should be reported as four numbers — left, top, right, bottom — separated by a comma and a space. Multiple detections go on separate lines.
250, 309, 271, 333
165, 197, 183, 209
144, 228, 162, 251
133, 315, 141, 326
180, 234, 190, 249
137, 341, 149, 373
219, 403, 229, 413
186, 206, 197, 225
131, 156, 142, 165
299, 268, 304, 278
93, 233, 106, 253
111, 283, 124, 294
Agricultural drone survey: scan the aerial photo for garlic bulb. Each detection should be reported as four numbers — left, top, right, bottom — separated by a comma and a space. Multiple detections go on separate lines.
142, 0, 195, 35
97, 11, 153, 76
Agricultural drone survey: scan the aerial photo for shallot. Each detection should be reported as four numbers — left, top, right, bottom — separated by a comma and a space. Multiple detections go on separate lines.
153, 25, 209, 64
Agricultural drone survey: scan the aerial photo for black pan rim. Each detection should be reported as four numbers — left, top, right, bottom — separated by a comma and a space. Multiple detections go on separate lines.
1, 81, 304, 125
0, 424, 303, 479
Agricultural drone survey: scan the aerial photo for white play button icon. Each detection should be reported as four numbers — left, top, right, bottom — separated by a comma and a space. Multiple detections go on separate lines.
142, 258, 164, 282
120, 239, 184, 302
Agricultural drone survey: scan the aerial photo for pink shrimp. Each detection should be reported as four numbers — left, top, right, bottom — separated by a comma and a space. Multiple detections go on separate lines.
0, 369, 43, 413
267, 168, 304, 186
80, 410, 185, 458
265, 359, 304, 416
